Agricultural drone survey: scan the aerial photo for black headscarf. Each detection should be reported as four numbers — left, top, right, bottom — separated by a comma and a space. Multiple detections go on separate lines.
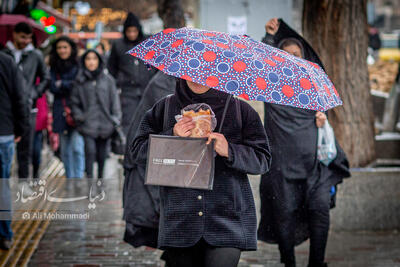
123, 12, 144, 44
50, 36, 78, 73
262, 19, 324, 179
274, 19, 325, 70
80, 49, 104, 80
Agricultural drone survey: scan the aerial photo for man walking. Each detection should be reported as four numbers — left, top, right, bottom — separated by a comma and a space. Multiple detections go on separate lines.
2, 22, 50, 180
0, 51, 29, 250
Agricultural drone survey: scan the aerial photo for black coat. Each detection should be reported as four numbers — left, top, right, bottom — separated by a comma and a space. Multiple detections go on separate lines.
107, 13, 156, 133
129, 81, 271, 250
107, 37, 156, 133
0, 52, 29, 137
258, 19, 350, 246
122, 72, 176, 248
2, 43, 50, 109
50, 65, 79, 133
70, 65, 121, 139
107, 12, 156, 98
107, 38, 155, 96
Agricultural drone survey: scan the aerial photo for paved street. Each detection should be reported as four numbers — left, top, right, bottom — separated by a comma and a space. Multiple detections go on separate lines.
25, 157, 400, 267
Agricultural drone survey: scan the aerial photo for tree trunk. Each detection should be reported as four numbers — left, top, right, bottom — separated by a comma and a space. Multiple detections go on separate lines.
157, 0, 185, 28
302, 0, 376, 167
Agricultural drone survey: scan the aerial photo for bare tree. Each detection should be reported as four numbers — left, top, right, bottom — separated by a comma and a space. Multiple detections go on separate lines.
302, 0, 376, 167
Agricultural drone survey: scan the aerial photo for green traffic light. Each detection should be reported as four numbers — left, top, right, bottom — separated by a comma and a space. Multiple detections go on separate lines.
30, 9, 49, 21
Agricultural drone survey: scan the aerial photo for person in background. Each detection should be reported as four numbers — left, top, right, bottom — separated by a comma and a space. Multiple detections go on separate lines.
0, 52, 29, 250
122, 9, 185, 251
70, 49, 121, 179
1, 22, 49, 183
49, 36, 85, 178
95, 42, 105, 56
32, 92, 48, 178
368, 24, 381, 52
258, 18, 351, 267
107, 12, 156, 135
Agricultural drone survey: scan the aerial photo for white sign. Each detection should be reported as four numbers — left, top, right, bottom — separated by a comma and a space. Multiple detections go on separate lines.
227, 16, 247, 35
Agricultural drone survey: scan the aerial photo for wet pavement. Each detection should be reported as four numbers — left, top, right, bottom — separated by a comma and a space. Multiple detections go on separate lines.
24, 156, 400, 267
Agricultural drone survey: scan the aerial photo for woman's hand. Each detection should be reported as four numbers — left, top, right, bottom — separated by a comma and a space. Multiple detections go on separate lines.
265, 18, 280, 35
315, 111, 327, 128
173, 117, 196, 137
55, 80, 62, 88
206, 133, 229, 158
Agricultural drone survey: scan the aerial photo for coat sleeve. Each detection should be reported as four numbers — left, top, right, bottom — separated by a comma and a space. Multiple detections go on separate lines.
34, 51, 50, 97
11, 61, 29, 138
49, 68, 77, 96
224, 102, 271, 175
70, 82, 85, 124
128, 100, 173, 166
109, 76, 122, 125
261, 32, 275, 46
107, 42, 119, 78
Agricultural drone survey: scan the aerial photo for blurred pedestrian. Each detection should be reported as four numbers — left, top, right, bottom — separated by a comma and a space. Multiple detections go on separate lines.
123, 71, 176, 249
107, 12, 156, 135
0, 51, 29, 250
368, 24, 381, 51
71, 49, 121, 179
122, 13, 185, 250
1, 22, 49, 182
32, 92, 48, 178
258, 18, 351, 267
129, 79, 271, 267
49, 36, 85, 178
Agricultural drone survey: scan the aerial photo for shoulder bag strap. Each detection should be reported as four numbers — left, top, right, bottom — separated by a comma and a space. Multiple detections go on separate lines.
217, 94, 233, 133
163, 94, 173, 132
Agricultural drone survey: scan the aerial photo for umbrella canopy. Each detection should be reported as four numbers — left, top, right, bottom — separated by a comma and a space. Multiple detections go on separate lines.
0, 14, 48, 47
128, 27, 342, 111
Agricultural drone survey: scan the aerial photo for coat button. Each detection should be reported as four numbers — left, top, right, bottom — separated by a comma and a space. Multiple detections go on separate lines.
198, 211, 203, 216
197, 195, 202, 200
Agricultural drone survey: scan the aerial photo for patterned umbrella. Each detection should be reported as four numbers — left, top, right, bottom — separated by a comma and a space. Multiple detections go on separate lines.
128, 27, 342, 111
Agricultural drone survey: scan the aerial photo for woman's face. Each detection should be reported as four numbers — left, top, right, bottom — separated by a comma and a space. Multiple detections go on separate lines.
282, 44, 303, 58
186, 80, 211, 94
56, 40, 72, 60
84, 52, 99, 71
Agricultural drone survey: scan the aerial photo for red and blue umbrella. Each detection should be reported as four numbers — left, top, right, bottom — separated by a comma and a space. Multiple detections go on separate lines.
128, 27, 342, 111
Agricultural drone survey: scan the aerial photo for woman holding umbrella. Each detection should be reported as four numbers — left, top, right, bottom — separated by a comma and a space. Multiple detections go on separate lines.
258, 18, 351, 267
129, 78, 271, 266
127, 26, 343, 266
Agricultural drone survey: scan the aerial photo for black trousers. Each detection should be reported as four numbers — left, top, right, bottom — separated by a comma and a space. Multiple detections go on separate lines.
84, 136, 109, 179
162, 238, 241, 267
275, 169, 331, 266
16, 111, 36, 178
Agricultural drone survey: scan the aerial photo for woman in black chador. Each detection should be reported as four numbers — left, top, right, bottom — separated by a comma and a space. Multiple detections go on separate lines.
129, 79, 271, 267
258, 18, 351, 267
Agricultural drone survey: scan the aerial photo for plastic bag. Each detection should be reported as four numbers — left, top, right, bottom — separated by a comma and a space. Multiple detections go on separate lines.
317, 121, 337, 166
175, 103, 217, 138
